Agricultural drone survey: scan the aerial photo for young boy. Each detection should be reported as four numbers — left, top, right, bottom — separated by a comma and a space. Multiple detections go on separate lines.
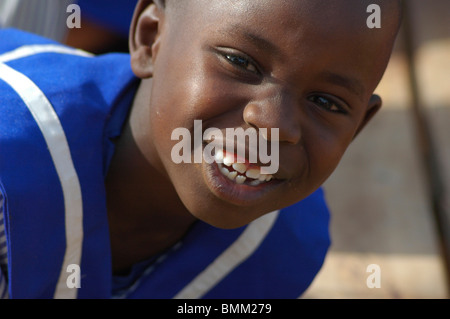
0, 0, 402, 298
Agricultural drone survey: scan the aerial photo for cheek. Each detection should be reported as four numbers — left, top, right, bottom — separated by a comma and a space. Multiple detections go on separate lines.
304, 123, 355, 183
151, 72, 227, 129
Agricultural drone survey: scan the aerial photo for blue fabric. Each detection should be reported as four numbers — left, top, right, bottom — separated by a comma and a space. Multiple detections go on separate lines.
123, 190, 330, 299
0, 28, 331, 299
206, 190, 330, 298
0, 78, 67, 298
0, 29, 139, 298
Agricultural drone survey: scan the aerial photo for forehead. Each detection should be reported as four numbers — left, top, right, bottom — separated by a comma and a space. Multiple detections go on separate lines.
178, 0, 396, 36
167, 0, 397, 94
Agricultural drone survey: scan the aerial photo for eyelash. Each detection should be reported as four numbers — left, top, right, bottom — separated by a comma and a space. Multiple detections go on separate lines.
222, 52, 260, 75
308, 95, 348, 114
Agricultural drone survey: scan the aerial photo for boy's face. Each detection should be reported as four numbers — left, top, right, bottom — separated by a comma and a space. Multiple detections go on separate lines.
130, 0, 399, 228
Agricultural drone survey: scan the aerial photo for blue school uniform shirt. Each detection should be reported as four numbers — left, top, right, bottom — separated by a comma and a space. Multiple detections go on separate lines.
0, 29, 331, 299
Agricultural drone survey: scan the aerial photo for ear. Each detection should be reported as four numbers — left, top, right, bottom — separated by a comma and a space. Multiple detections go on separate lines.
353, 94, 382, 139
129, 0, 165, 79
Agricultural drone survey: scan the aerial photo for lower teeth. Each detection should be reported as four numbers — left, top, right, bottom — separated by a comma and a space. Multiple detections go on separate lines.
249, 180, 262, 186
217, 163, 269, 186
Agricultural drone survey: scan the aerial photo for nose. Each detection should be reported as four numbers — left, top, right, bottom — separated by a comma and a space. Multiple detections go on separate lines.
243, 86, 301, 144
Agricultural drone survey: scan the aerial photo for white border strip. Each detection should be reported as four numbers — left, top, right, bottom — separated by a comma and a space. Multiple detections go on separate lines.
0, 44, 92, 64
0, 62, 83, 299
173, 210, 279, 299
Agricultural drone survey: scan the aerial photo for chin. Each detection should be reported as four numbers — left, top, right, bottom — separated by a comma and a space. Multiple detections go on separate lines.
187, 199, 274, 230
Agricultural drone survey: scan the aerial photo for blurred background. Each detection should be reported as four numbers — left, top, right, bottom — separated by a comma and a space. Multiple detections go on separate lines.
0, 0, 136, 54
1, 0, 448, 299
304, 0, 450, 298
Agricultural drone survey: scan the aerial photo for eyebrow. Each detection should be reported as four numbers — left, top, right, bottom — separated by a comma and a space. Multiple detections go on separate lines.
223, 25, 283, 58
319, 71, 365, 98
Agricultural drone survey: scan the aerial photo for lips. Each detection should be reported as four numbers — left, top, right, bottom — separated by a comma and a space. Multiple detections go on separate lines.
214, 149, 274, 186
201, 155, 280, 208
199, 136, 285, 207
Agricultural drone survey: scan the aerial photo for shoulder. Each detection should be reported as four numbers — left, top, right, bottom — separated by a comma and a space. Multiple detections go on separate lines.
0, 28, 139, 149
0, 28, 56, 52
0, 28, 138, 168
0, 28, 139, 208
1, 28, 135, 109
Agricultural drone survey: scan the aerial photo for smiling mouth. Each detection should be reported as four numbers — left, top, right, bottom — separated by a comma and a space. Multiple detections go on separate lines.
201, 145, 284, 207
213, 149, 274, 187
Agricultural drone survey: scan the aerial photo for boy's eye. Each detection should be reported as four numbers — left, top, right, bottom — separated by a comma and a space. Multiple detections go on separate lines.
308, 95, 347, 114
224, 53, 258, 74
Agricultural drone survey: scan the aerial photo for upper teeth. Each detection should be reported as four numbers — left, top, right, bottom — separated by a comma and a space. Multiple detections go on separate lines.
223, 155, 234, 167
245, 169, 260, 179
214, 150, 274, 186
232, 163, 247, 174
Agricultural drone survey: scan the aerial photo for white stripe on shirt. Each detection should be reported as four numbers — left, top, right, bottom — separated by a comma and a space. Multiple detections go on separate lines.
173, 210, 279, 299
0, 48, 91, 297
0, 43, 93, 299
0, 44, 92, 64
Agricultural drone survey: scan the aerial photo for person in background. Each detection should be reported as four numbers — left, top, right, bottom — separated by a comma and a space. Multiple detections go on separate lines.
65, 0, 138, 53
0, 0, 137, 54
0, 0, 74, 42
